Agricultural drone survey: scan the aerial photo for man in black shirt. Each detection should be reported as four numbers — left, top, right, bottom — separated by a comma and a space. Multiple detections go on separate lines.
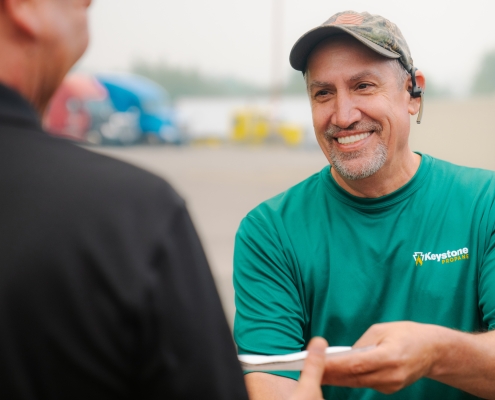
0, 1, 250, 398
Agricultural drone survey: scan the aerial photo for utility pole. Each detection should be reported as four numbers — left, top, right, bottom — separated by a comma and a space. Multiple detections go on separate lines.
270, 0, 284, 138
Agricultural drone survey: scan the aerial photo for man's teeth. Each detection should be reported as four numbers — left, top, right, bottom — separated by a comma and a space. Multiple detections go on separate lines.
337, 132, 371, 145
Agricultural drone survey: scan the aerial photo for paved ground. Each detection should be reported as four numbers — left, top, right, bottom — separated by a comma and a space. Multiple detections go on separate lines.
93, 145, 329, 326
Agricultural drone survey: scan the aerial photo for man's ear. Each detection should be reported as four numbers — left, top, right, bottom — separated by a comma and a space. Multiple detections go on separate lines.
408, 70, 426, 116
3, 0, 42, 38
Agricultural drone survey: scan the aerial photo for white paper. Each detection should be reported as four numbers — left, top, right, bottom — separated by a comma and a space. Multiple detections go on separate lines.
239, 346, 374, 371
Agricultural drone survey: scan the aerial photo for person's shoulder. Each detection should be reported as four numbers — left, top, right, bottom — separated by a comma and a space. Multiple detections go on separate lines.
75, 146, 179, 200
11, 130, 184, 211
428, 155, 495, 188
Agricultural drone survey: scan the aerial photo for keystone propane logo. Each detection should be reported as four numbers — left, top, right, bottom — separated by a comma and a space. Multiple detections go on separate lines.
412, 247, 469, 266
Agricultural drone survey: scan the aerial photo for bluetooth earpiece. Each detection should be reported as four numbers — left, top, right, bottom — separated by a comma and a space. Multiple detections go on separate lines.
409, 67, 424, 124
409, 67, 423, 98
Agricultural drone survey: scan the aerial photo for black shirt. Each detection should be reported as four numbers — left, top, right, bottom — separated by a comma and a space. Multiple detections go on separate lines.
0, 84, 248, 400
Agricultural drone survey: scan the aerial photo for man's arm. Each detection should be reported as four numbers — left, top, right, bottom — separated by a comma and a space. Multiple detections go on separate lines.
245, 373, 298, 400
430, 327, 495, 398
321, 321, 495, 398
234, 214, 306, 397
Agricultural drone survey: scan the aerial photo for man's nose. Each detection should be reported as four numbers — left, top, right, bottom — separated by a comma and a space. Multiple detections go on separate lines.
330, 93, 361, 129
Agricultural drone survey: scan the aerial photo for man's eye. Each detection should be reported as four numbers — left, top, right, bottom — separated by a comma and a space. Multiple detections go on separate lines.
315, 90, 330, 98
357, 83, 371, 90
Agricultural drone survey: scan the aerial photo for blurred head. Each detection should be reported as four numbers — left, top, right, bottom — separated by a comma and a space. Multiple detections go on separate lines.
290, 11, 424, 182
0, 0, 92, 113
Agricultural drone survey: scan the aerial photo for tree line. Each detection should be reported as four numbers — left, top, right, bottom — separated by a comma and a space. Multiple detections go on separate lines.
132, 49, 495, 100
131, 60, 309, 100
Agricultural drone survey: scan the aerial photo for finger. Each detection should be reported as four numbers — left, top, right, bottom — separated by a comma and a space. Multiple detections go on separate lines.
353, 324, 387, 348
322, 345, 389, 384
299, 337, 328, 384
322, 345, 416, 393
289, 337, 327, 400
320, 324, 388, 379
323, 366, 410, 394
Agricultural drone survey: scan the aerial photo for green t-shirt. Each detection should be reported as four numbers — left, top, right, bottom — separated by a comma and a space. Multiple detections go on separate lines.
233, 154, 495, 400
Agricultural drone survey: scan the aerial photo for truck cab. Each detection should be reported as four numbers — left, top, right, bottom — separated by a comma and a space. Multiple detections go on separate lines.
96, 73, 181, 144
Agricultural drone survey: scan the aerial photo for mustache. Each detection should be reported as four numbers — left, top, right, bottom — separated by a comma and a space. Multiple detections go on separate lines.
324, 121, 383, 138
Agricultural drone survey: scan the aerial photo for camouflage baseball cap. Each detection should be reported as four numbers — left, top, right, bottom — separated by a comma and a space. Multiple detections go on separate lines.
289, 11, 414, 73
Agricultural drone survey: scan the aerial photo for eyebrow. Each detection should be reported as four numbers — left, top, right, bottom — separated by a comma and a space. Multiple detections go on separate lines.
308, 80, 332, 90
308, 70, 383, 91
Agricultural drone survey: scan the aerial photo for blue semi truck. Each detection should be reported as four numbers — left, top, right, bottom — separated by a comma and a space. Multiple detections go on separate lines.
96, 73, 181, 144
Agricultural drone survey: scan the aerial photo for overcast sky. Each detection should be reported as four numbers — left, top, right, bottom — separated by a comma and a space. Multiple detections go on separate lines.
79, 0, 495, 95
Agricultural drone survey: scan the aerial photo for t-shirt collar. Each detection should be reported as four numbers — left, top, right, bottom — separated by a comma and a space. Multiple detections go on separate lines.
321, 152, 432, 210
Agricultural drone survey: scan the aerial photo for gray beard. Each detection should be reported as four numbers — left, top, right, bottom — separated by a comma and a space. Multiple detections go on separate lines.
329, 139, 388, 180
324, 121, 387, 181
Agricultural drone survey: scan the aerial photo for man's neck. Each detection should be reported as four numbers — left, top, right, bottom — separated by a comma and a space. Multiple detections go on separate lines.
0, 37, 48, 116
330, 151, 422, 198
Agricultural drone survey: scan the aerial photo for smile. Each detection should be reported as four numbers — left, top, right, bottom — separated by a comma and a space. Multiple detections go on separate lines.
336, 132, 371, 145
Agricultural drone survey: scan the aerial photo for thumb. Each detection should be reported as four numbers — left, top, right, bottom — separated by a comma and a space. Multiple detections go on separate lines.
289, 337, 328, 400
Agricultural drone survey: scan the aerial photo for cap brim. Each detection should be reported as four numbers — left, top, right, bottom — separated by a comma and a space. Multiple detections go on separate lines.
289, 25, 401, 71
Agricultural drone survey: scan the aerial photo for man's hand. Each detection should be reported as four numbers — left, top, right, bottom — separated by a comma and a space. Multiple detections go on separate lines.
321, 321, 442, 394
320, 321, 495, 398
289, 337, 328, 400
248, 324, 495, 399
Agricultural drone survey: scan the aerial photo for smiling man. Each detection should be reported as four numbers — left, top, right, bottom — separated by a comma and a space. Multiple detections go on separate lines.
234, 11, 495, 400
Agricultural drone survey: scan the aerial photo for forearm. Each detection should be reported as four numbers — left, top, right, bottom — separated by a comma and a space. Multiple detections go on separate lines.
245, 372, 298, 400
428, 327, 495, 399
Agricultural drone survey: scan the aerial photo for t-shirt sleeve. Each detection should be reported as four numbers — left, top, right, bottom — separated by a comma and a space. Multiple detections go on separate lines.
479, 213, 495, 331
142, 201, 249, 400
233, 213, 306, 381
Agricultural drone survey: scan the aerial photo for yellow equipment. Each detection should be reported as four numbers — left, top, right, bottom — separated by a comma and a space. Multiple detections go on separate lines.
230, 108, 304, 146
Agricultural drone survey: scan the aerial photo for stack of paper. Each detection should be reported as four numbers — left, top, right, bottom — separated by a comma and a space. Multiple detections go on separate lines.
238, 346, 356, 371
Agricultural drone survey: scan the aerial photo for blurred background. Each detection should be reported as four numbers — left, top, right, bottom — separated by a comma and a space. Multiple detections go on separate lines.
45, 0, 495, 325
